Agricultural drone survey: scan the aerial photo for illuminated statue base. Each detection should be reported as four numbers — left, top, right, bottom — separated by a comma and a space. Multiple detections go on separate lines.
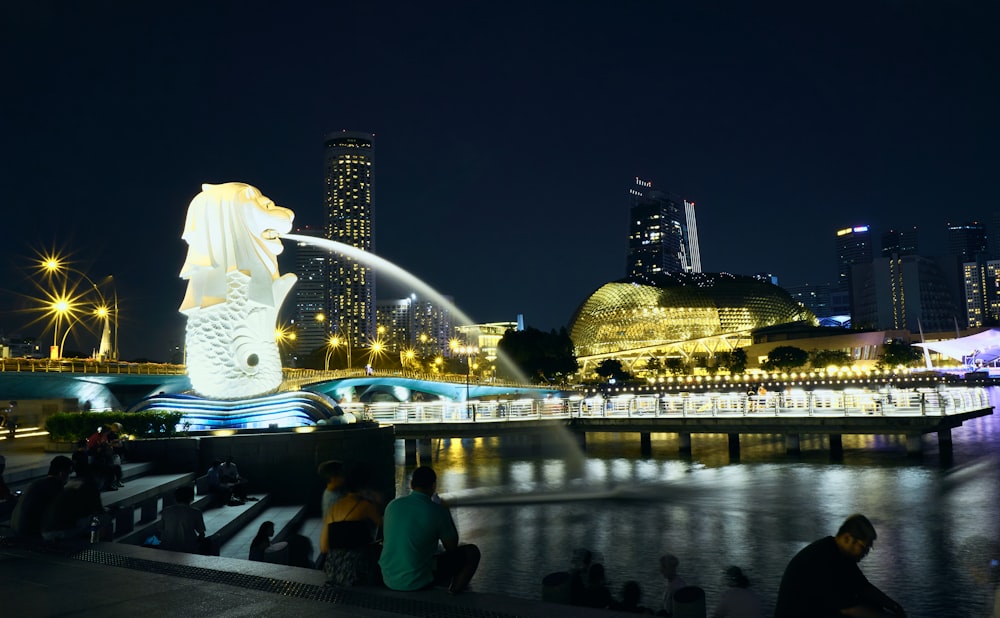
131, 390, 355, 431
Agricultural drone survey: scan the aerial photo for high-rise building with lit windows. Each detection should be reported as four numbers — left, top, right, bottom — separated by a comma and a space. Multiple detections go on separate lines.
324, 130, 375, 351
835, 225, 873, 317
835, 225, 873, 290
963, 259, 1000, 328
881, 227, 919, 258
626, 177, 700, 278
375, 297, 414, 353
411, 296, 454, 359
947, 221, 988, 263
291, 226, 328, 362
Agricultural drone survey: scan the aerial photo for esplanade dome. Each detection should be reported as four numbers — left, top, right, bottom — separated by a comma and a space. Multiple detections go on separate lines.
570, 272, 816, 359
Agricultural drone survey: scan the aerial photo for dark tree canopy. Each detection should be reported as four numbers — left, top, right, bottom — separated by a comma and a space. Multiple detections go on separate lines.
729, 348, 748, 374
761, 346, 809, 372
810, 349, 853, 369
497, 327, 578, 384
879, 341, 924, 368
595, 358, 631, 382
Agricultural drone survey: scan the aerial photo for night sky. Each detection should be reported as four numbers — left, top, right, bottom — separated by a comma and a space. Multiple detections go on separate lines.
2, 2, 997, 361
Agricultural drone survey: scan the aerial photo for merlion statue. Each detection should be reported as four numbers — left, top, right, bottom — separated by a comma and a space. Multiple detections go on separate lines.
179, 183, 296, 399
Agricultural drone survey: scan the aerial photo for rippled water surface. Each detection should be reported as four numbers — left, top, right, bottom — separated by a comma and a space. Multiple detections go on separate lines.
394, 386, 1000, 617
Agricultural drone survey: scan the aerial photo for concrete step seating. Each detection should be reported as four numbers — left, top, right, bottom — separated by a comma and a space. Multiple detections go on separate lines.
217, 503, 308, 562
2, 461, 309, 563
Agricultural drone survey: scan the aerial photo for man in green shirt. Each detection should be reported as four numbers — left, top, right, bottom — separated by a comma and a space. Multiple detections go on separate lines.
379, 466, 480, 594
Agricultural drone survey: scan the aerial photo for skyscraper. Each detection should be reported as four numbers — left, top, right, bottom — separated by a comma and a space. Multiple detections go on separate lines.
626, 177, 700, 278
324, 130, 375, 353
880, 227, 919, 258
836, 225, 873, 289
291, 226, 328, 363
963, 259, 1000, 328
947, 221, 988, 262
851, 255, 958, 333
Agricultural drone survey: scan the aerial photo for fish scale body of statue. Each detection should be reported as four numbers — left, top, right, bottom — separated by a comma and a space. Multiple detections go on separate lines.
179, 183, 296, 399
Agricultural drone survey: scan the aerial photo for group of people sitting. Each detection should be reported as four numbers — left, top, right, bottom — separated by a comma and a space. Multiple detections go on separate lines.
317, 462, 480, 594
72, 424, 126, 492
8, 455, 110, 545
205, 456, 255, 507
547, 514, 907, 617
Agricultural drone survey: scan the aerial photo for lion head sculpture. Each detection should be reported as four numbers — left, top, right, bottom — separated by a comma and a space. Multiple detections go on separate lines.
179, 183, 297, 399
179, 182, 295, 313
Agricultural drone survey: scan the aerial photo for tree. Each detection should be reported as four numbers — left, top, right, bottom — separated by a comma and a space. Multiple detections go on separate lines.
497, 327, 578, 384
665, 357, 686, 375
878, 341, 923, 369
810, 349, 852, 369
761, 346, 809, 372
726, 348, 747, 373
595, 358, 631, 382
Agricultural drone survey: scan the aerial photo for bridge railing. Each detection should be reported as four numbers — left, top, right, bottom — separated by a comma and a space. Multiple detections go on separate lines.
0, 358, 187, 375
342, 385, 992, 424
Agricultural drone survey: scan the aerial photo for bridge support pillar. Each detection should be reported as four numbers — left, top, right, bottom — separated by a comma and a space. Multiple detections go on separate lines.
906, 433, 923, 457
401, 439, 417, 465
785, 434, 801, 455
575, 431, 587, 452
678, 432, 692, 454
938, 429, 953, 465
728, 433, 740, 461
829, 434, 843, 461
640, 432, 652, 457
418, 438, 433, 463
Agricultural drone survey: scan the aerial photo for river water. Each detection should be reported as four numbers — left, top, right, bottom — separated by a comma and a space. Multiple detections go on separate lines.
393, 386, 1000, 617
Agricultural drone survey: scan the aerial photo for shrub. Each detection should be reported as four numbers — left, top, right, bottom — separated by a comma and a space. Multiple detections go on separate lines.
45, 411, 185, 442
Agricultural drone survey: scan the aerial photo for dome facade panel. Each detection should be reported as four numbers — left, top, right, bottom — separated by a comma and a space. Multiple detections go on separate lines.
570, 273, 816, 358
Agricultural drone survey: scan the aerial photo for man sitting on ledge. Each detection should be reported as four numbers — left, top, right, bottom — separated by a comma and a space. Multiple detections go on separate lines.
379, 466, 480, 594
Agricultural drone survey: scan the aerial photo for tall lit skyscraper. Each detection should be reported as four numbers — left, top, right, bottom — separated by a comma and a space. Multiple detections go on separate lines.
375, 297, 414, 352
947, 221, 989, 262
324, 130, 375, 352
836, 225, 873, 318
291, 226, 328, 363
852, 255, 958, 332
963, 260, 1000, 328
626, 177, 700, 278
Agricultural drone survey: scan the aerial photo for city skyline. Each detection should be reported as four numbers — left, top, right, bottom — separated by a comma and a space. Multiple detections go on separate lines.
2, 3, 997, 360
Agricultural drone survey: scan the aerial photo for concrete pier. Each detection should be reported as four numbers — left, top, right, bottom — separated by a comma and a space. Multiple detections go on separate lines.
678, 432, 692, 454
640, 432, 652, 457
727, 433, 740, 460
829, 434, 843, 460
785, 433, 800, 455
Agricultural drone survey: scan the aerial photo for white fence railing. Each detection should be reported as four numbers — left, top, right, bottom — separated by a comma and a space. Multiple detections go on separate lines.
344, 386, 992, 424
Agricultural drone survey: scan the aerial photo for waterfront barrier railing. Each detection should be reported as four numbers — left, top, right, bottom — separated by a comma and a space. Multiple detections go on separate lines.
0, 358, 187, 375
349, 385, 992, 424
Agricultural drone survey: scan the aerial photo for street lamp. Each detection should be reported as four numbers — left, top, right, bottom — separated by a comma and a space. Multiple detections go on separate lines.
325, 336, 341, 371
41, 257, 116, 361
457, 344, 479, 420
50, 297, 71, 359
367, 338, 385, 371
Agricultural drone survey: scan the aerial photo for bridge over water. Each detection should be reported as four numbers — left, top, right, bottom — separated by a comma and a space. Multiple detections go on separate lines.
0, 359, 993, 461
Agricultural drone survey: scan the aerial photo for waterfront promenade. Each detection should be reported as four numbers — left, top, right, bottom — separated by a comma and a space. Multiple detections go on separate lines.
0, 443, 637, 618
350, 381, 994, 460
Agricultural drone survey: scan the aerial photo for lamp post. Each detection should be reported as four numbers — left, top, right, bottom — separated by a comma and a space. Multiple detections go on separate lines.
367, 339, 384, 372
339, 325, 353, 370
324, 336, 340, 371
50, 298, 71, 359
42, 258, 116, 361
457, 344, 479, 421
